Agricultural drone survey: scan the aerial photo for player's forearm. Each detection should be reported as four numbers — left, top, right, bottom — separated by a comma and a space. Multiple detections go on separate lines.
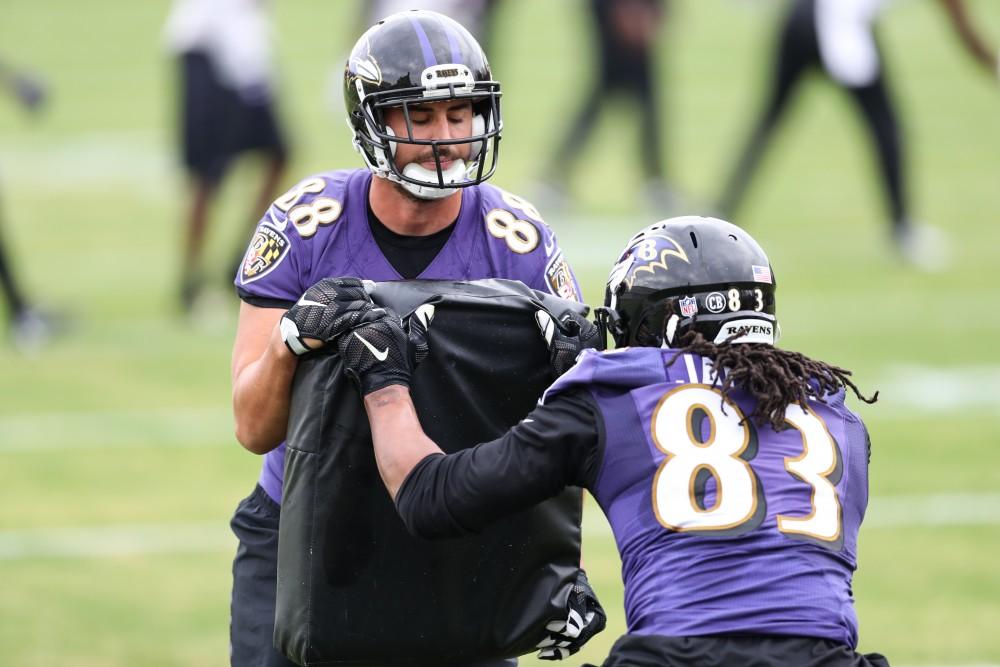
232, 325, 297, 454
363, 385, 443, 500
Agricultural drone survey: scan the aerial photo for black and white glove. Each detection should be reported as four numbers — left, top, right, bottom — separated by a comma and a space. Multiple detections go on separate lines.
280, 277, 379, 356
337, 303, 436, 396
535, 569, 607, 660
535, 309, 603, 378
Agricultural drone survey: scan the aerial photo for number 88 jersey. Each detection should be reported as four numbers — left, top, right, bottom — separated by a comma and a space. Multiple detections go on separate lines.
235, 168, 581, 308
544, 346, 870, 648
235, 167, 581, 506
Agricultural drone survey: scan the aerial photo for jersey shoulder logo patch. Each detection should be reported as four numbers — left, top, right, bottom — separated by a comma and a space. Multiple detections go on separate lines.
239, 224, 291, 285
545, 251, 580, 302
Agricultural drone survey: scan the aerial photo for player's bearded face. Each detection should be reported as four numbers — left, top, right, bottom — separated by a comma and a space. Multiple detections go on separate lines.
384, 101, 474, 173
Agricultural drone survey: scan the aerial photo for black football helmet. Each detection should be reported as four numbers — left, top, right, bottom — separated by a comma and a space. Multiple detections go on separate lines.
344, 10, 502, 200
597, 216, 779, 349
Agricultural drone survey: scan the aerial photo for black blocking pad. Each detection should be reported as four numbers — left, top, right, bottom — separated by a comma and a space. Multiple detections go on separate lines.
276, 279, 588, 666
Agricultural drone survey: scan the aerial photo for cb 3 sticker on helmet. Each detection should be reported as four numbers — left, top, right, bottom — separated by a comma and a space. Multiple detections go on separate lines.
240, 224, 291, 285
545, 252, 581, 302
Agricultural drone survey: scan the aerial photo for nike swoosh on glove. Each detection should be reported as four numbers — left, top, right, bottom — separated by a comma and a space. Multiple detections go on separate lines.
536, 569, 607, 660
535, 309, 604, 378
279, 277, 378, 356
336, 308, 412, 396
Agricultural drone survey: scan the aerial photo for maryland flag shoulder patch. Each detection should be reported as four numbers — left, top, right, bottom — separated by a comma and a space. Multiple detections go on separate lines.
545, 251, 581, 302
240, 224, 291, 285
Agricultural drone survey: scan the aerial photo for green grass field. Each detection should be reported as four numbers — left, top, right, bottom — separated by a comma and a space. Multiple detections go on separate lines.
1, 1, 999, 665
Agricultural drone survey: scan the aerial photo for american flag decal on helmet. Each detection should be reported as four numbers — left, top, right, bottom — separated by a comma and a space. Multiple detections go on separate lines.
752, 265, 772, 284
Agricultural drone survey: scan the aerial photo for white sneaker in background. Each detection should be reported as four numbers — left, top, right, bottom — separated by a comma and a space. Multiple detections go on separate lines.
10, 308, 58, 355
894, 222, 952, 273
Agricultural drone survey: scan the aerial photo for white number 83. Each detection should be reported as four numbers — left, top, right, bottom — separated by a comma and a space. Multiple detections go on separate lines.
651, 385, 842, 546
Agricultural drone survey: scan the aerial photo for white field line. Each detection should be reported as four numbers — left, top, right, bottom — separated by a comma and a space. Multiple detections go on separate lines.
869, 365, 1000, 415
0, 133, 173, 197
0, 522, 234, 560
0, 407, 235, 452
1, 493, 998, 561
2, 364, 997, 454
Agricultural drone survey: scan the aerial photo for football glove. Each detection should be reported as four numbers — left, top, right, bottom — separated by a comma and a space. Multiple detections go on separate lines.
535, 309, 603, 378
280, 277, 379, 356
535, 569, 607, 660
337, 304, 436, 396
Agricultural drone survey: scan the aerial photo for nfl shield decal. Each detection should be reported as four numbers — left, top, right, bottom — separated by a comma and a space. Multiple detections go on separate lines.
240, 224, 290, 285
679, 296, 698, 317
545, 252, 580, 301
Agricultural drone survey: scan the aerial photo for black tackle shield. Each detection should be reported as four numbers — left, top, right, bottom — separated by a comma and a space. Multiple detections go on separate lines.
276, 279, 587, 666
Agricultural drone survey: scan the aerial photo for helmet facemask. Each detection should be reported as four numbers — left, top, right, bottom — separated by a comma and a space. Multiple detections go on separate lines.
349, 65, 502, 200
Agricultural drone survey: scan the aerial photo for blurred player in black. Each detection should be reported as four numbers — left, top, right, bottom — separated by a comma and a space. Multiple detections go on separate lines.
164, 0, 289, 313
362, 0, 502, 52
717, 0, 998, 271
0, 59, 57, 351
538, 0, 677, 213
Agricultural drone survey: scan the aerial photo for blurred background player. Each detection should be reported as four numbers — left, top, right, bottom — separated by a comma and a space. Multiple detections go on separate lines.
0, 58, 58, 351
164, 0, 289, 314
229, 10, 587, 666
361, 0, 502, 52
333, 215, 887, 667
537, 0, 677, 214
716, 0, 998, 271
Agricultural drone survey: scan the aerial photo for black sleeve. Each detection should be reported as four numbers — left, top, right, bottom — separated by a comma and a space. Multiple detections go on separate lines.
394, 388, 604, 539
235, 286, 294, 309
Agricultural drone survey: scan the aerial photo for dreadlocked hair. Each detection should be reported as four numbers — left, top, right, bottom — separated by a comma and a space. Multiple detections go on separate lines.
667, 330, 878, 431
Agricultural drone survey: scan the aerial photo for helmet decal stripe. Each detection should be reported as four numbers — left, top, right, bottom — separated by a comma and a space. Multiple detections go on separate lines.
436, 15, 463, 64
408, 16, 438, 67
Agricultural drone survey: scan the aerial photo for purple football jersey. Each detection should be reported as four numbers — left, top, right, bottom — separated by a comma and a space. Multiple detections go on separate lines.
544, 347, 870, 647
235, 168, 582, 503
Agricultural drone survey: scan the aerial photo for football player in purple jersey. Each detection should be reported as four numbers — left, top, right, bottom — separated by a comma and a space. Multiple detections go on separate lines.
228, 10, 586, 667
334, 215, 890, 666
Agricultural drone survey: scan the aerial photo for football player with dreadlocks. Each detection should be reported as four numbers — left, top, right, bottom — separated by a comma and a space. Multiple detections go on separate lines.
229, 10, 590, 667
330, 215, 888, 666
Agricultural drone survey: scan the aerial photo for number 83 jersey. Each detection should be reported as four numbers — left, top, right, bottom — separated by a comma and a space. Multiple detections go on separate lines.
545, 347, 871, 648
235, 168, 581, 306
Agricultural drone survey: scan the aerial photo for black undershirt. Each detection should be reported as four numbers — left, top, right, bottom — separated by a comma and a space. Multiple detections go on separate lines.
394, 388, 604, 539
367, 198, 456, 279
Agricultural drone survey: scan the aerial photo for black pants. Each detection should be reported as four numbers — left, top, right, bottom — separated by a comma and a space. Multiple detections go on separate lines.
0, 188, 27, 318
230, 485, 298, 667
718, 0, 906, 230
229, 485, 518, 667
589, 633, 890, 667
179, 51, 287, 184
547, 0, 665, 182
